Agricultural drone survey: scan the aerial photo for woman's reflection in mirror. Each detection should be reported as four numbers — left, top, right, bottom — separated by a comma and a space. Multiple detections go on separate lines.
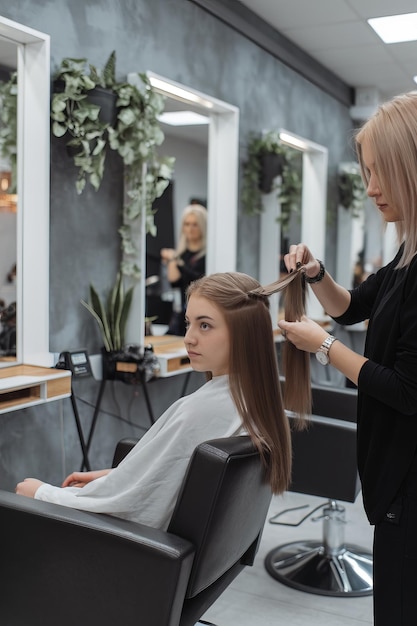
160, 203, 207, 335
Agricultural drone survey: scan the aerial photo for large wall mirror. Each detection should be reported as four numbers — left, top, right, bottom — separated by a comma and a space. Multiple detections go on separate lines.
259, 130, 328, 326
336, 187, 398, 291
0, 16, 50, 366
125, 71, 239, 342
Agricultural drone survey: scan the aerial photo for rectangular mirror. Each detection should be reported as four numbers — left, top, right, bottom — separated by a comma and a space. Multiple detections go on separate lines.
259, 130, 328, 325
125, 72, 239, 344
0, 16, 50, 366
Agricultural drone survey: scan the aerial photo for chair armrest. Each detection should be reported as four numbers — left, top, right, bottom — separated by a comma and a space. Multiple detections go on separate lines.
0, 490, 195, 626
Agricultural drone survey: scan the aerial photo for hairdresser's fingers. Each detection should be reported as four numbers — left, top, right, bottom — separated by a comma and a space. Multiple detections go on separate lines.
279, 317, 328, 352
284, 244, 314, 272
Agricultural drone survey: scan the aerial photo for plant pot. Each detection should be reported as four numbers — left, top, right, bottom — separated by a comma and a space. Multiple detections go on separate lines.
66, 143, 82, 158
54, 80, 117, 126
87, 86, 118, 126
259, 153, 284, 194
101, 346, 160, 385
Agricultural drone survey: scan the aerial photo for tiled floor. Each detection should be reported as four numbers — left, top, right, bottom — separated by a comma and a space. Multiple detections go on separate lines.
202, 490, 374, 625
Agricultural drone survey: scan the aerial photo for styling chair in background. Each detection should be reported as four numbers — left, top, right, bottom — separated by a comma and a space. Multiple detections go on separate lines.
265, 382, 373, 597
0, 435, 272, 626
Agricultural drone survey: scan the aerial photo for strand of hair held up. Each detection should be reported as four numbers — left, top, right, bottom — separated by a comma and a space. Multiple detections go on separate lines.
249, 267, 311, 428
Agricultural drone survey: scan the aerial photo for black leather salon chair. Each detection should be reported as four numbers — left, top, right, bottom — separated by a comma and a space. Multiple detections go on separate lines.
0, 435, 272, 626
265, 382, 372, 597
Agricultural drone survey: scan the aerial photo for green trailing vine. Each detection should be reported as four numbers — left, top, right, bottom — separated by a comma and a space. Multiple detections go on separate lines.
51, 52, 175, 279
242, 130, 302, 232
338, 162, 367, 217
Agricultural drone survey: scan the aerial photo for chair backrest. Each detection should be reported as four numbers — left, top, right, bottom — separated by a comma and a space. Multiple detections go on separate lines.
277, 378, 360, 502
289, 413, 360, 502
311, 382, 357, 423
167, 436, 272, 599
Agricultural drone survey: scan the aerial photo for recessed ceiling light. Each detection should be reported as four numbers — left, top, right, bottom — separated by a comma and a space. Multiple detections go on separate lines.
368, 13, 417, 44
158, 111, 210, 126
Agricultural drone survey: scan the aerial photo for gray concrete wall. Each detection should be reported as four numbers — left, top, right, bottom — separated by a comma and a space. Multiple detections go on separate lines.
0, 0, 354, 490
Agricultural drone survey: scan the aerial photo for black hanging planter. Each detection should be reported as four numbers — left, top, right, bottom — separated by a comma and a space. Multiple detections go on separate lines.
54, 80, 118, 125
259, 152, 284, 194
86, 85, 118, 126
54, 80, 118, 160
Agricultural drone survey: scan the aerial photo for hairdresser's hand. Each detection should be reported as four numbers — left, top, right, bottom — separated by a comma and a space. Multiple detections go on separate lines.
61, 469, 111, 488
278, 316, 329, 353
284, 243, 320, 279
160, 247, 176, 263
15, 478, 44, 498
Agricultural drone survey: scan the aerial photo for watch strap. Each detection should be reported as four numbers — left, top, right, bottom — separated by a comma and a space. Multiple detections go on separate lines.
316, 335, 337, 365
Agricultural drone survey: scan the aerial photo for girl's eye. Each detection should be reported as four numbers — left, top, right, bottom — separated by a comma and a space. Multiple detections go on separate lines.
185, 321, 190, 331
200, 322, 210, 330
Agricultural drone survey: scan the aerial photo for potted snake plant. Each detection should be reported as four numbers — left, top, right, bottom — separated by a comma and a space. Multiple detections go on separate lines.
81, 273, 159, 383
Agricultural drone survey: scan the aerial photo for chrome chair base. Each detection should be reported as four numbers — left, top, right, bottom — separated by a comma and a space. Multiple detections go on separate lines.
265, 539, 373, 597
265, 500, 373, 597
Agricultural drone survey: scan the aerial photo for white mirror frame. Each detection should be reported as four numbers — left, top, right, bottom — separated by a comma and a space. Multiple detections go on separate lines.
146, 72, 240, 274
0, 16, 51, 365
125, 71, 239, 345
259, 130, 328, 325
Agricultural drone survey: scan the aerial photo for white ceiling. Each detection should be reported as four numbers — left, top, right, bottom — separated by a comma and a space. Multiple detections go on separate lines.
239, 0, 417, 103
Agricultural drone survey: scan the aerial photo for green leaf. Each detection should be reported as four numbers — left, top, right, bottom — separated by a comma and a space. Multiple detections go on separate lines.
119, 286, 134, 346
81, 300, 112, 352
102, 50, 116, 87
92, 138, 106, 156
52, 121, 67, 138
51, 97, 67, 113
75, 178, 86, 194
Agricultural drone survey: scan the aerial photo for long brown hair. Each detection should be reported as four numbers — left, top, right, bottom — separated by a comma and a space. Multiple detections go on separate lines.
187, 272, 292, 495
250, 267, 311, 426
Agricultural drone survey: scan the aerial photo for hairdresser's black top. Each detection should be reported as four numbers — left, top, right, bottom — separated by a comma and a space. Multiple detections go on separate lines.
170, 248, 206, 308
334, 246, 417, 525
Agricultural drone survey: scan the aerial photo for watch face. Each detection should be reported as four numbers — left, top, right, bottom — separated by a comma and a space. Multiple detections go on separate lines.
316, 350, 329, 365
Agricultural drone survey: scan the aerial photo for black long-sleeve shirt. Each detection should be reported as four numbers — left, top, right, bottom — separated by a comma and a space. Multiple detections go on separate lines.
334, 246, 417, 524
170, 249, 206, 310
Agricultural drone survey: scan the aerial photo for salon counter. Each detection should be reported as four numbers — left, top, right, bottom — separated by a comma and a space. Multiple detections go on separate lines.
0, 364, 71, 413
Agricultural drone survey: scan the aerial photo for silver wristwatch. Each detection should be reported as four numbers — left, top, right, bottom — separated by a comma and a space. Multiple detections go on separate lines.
316, 335, 337, 365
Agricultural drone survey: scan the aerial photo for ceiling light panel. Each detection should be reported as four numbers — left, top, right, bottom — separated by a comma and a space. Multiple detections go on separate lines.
368, 13, 417, 44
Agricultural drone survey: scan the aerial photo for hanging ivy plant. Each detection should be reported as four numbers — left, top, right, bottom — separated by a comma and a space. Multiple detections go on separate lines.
242, 130, 302, 233
51, 52, 175, 279
338, 162, 367, 217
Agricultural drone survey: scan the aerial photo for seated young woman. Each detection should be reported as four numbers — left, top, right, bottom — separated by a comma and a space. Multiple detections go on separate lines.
15, 271, 296, 531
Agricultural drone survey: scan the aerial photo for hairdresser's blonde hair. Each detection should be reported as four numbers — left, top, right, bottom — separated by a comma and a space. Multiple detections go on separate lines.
356, 91, 417, 268
187, 272, 291, 495
176, 204, 207, 259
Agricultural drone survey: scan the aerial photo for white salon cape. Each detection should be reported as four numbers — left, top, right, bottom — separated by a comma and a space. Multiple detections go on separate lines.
35, 375, 243, 530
